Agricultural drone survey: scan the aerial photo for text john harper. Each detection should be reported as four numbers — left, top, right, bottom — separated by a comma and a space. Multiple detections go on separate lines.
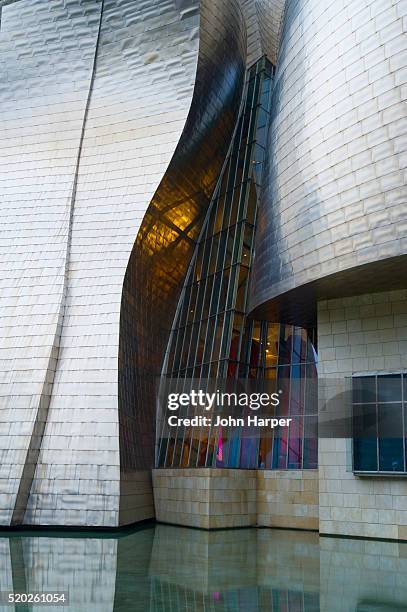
167, 415, 292, 428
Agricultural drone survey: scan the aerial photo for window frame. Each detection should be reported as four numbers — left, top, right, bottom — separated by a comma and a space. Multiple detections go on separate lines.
352, 372, 407, 476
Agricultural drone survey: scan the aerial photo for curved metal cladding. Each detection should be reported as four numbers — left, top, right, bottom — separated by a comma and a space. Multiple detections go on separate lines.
249, 0, 407, 326
0, 0, 103, 525
239, 0, 286, 66
23, 0, 203, 528
118, 0, 246, 521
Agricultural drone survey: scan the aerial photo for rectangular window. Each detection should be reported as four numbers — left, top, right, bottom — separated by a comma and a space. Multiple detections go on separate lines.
353, 374, 407, 474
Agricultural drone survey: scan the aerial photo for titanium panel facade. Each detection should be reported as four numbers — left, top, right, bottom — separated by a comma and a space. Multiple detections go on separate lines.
240, 0, 286, 66
26, 0, 202, 528
0, 0, 247, 527
0, 0, 103, 526
249, 0, 407, 325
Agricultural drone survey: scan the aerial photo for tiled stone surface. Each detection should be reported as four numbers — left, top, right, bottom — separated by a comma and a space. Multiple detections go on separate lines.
119, 470, 154, 527
153, 468, 318, 530
318, 289, 407, 540
153, 469, 257, 529
257, 470, 319, 530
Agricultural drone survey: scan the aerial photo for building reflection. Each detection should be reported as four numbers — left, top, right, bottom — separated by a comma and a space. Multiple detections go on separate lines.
0, 526, 406, 611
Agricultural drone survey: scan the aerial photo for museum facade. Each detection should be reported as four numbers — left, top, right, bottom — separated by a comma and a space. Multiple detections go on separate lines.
1, 0, 407, 540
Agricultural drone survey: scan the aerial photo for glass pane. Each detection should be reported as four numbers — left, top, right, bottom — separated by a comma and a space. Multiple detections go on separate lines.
224, 228, 234, 269
242, 223, 253, 263
290, 364, 305, 416
250, 322, 261, 369
287, 417, 303, 469
187, 284, 198, 323
208, 233, 219, 276
353, 376, 376, 404
279, 325, 293, 365
232, 222, 243, 264
218, 268, 230, 313
377, 374, 402, 402
202, 275, 213, 319
178, 284, 191, 327
229, 313, 243, 362
303, 416, 318, 469
258, 433, 273, 469
378, 403, 404, 471
217, 230, 227, 271
203, 318, 215, 363
194, 242, 204, 282
229, 186, 241, 227
188, 429, 200, 467
265, 367, 277, 381
179, 325, 192, 370
209, 272, 222, 316
200, 238, 212, 281
292, 327, 308, 363
214, 193, 225, 233
245, 180, 257, 224
235, 265, 248, 312
196, 319, 207, 366
222, 192, 233, 230
212, 314, 224, 363
305, 363, 318, 415
197, 429, 209, 467
353, 404, 378, 471
226, 266, 238, 310
265, 324, 279, 367
187, 323, 199, 367
272, 427, 288, 469
277, 365, 290, 416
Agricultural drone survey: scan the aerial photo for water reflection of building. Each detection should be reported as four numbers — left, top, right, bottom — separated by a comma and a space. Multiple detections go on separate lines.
0, 534, 119, 612
148, 525, 320, 612
1, 526, 407, 611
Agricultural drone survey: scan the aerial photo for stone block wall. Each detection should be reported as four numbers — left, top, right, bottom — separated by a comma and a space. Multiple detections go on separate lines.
153, 469, 256, 529
119, 470, 155, 526
153, 468, 318, 530
257, 470, 319, 530
318, 289, 407, 540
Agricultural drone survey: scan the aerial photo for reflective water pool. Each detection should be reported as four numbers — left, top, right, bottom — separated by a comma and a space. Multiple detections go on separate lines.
0, 525, 406, 611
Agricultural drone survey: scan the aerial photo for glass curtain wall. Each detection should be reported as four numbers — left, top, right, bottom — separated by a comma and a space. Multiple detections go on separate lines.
157, 57, 318, 469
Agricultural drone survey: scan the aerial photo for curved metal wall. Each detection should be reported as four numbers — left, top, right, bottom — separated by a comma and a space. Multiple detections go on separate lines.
25, 0, 204, 528
118, 0, 246, 520
249, 0, 407, 325
0, 0, 103, 526
239, 0, 286, 66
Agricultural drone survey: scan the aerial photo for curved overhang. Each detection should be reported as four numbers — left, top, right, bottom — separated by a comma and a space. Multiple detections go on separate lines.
249, 254, 407, 328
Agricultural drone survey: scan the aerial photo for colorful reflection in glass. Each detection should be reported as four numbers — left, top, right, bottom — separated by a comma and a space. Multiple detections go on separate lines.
157, 57, 318, 470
